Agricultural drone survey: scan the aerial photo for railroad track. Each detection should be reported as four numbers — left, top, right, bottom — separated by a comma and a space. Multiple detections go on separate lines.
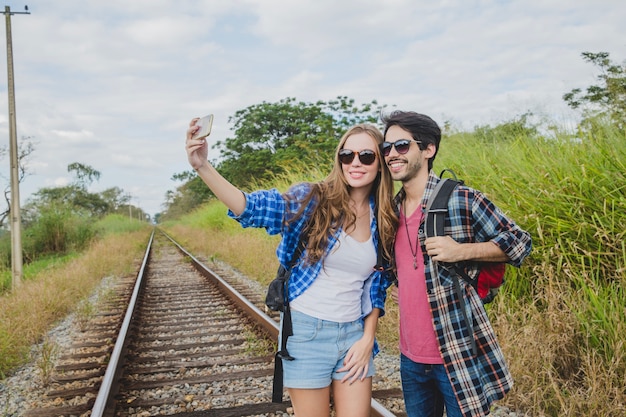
21, 229, 403, 417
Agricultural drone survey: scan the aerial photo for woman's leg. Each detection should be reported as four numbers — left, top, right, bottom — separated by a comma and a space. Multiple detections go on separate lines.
288, 387, 331, 417
331, 376, 372, 417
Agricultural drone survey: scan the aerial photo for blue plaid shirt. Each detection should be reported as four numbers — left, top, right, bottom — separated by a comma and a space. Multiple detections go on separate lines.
228, 183, 391, 353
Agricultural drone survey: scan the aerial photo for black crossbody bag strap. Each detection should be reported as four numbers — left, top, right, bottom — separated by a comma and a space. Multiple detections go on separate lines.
271, 238, 304, 403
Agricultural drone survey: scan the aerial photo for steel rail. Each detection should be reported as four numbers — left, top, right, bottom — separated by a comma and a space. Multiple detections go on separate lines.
163, 229, 397, 417
90, 228, 155, 417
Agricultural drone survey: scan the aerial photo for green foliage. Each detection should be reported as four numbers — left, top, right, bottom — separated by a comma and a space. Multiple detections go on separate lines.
67, 162, 101, 188
23, 163, 145, 223
442, 119, 625, 371
93, 213, 151, 235
0, 207, 95, 268
19, 207, 97, 264
161, 199, 239, 232
563, 51, 626, 130
99, 186, 131, 212
471, 112, 540, 143
24, 185, 110, 219
35, 336, 58, 385
0, 327, 27, 379
0, 214, 150, 293
160, 174, 216, 222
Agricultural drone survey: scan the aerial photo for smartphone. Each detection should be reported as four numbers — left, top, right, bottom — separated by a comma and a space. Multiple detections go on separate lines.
192, 114, 214, 140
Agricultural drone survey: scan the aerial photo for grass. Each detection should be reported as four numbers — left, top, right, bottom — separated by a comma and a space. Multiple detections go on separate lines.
0, 216, 152, 378
0, 214, 150, 293
163, 121, 625, 416
0, 253, 79, 293
35, 336, 58, 385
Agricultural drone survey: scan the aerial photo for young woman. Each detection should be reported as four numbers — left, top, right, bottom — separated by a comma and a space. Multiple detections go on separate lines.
185, 120, 396, 417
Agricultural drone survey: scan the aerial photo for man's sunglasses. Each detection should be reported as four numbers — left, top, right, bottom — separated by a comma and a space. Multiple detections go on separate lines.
338, 149, 377, 166
380, 139, 422, 156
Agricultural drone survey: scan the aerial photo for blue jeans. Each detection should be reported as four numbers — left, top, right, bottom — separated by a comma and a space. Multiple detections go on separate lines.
400, 354, 462, 417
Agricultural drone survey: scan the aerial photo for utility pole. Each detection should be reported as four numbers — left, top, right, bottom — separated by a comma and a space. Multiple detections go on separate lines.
2, 5, 30, 290
127, 193, 132, 220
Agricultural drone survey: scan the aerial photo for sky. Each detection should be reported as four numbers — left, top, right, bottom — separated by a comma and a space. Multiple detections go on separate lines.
0, 0, 624, 218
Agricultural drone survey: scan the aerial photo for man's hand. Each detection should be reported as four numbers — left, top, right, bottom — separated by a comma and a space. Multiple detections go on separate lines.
425, 236, 463, 262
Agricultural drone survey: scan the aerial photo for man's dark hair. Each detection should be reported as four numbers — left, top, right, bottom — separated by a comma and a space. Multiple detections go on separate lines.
382, 110, 441, 171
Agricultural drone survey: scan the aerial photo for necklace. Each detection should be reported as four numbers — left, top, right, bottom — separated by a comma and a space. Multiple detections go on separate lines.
403, 202, 419, 269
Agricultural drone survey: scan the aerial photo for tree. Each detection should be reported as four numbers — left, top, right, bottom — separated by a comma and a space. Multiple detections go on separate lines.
563, 52, 626, 130
472, 112, 539, 142
0, 136, 35, 229
99, 186, 129, 212
67, 162, 101, 189
25, 186, 109, 220
23, 163, 132, 221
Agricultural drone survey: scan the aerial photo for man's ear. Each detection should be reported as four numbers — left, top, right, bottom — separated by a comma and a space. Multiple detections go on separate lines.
424, 143, 436, 158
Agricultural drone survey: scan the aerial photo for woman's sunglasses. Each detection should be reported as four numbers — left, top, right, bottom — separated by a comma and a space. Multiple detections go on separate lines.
338, 149, 377, 166
380, 139, 422, 156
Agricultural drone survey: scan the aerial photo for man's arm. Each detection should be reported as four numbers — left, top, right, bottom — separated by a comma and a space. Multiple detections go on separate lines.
425, 237, 509, 263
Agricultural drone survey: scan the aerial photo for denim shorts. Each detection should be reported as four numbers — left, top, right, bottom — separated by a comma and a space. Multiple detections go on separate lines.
281, 309, 375, 389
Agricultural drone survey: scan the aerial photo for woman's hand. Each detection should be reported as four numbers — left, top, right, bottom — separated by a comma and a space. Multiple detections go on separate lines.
337, 335, 374, 384
186, 118, 209, 171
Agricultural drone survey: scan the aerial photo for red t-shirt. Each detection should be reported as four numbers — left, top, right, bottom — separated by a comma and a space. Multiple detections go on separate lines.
396, 207, 443, 364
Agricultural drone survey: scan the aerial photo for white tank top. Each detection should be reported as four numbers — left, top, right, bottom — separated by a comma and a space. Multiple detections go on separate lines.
290, 229, 376, 322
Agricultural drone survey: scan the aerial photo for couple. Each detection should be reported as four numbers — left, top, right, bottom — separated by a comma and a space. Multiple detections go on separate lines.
185, 110, 532, 417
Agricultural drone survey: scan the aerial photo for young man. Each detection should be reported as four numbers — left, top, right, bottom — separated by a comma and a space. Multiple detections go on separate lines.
381, 111, 532, 417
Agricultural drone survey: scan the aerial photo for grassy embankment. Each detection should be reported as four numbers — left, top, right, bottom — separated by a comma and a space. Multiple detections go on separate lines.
163, 123, 625, 416
0, 215, 152, 378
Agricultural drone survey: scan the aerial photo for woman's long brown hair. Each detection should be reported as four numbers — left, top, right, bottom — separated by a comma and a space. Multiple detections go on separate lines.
285, 124, 397, 265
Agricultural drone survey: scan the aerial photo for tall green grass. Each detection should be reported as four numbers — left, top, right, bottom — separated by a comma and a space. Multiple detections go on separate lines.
164, 121, 625, 415
441, 124, 625, 415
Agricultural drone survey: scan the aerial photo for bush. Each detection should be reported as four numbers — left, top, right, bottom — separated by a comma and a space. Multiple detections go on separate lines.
20, 209, 97, 263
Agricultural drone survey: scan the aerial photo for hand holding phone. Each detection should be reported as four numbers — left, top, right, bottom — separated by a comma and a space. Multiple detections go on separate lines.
192, 114, 214, 140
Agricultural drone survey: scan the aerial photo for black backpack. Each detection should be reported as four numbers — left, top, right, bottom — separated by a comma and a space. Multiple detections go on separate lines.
424, 169, 506, 304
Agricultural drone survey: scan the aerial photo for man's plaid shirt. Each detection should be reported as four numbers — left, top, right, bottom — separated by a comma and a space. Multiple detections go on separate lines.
394, 171, 532, 416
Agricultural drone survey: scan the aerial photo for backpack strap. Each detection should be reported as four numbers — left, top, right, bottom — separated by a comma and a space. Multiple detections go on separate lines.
271, 238, 304, 403
424, 177, 478, 356
425, 178, 460, 237
373, 203, 390, 272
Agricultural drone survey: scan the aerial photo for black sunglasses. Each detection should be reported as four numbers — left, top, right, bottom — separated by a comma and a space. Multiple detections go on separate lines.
338, 149, 377, 166
380, 139, 422, 156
